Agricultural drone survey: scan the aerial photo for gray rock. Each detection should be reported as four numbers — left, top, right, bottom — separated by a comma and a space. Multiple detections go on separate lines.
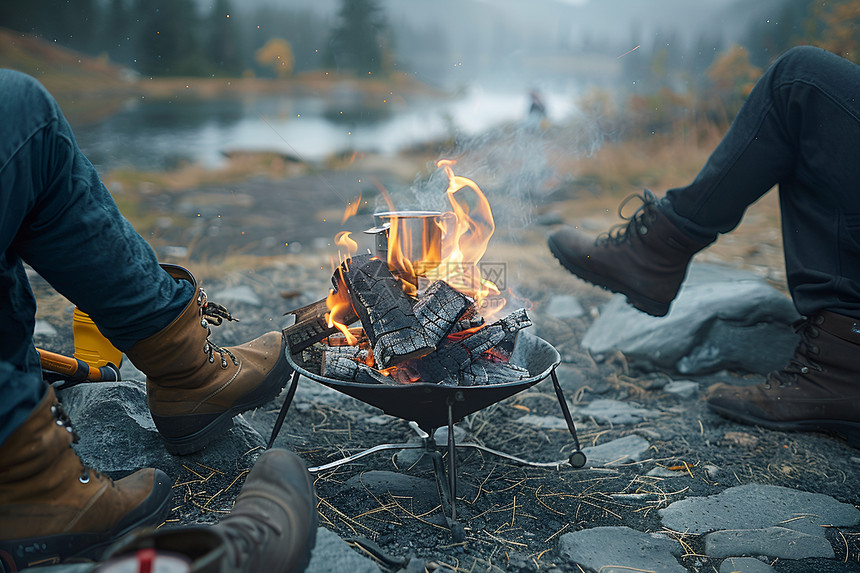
34, 319, 58, 337
58, 381, 266, 478
660, 483, 860, 536
305, 527, 382, 573
516, 414, 570, 430
577, 399, 657, 425
211, 284, 261, 307
581, 264, 800, 375
582, 434, 651, 467
558, 526, 686, 573
663, 380, 698, 399
545, 294, 585, 319
718, 557, 775, 573
704, 526, 834, 560
345, 471, 444, 519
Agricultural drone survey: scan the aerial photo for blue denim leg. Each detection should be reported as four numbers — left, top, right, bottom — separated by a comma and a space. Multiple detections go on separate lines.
0, 69, 193, 444
663, 46, 860, 318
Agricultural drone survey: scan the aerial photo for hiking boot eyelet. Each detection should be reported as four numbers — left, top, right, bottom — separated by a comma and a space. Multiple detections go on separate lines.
200, 318, 208, 328
209, 355, 215, 363
79, 472, 90, 484
800, 366, 809, 374
813, 314, 825, 325
203, 343, 211, 354
221, 359, 228, 368
810, 345, 820, 355
639, 226, 649, 235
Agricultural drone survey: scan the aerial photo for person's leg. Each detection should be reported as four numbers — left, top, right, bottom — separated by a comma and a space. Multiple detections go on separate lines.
0, 69, 194, 445
664, 45, 860, 318
0, 70, 291, 456
549, 46, 860, 319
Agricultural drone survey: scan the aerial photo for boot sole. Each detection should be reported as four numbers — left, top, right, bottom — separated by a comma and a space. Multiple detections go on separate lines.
154, 336, 294, 456
0, 469, 172, 570
708, 402, 860, 448
547, 236, 670, 317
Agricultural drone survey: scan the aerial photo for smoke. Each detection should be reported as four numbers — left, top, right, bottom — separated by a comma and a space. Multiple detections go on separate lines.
386, 105, 608, 243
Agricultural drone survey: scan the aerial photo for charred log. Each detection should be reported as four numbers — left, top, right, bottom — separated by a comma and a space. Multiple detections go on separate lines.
283, 298, 359, 353
339, 254, 435, 368
411, 308, 532, 384
413, 280, 478, 345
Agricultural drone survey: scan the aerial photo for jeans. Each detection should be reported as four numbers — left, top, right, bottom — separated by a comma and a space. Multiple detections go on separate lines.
0, 70, 193, 444
661, 46, 860, 319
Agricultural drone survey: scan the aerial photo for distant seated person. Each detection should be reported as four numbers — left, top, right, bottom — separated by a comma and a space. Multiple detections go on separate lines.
547, 46, 860, 448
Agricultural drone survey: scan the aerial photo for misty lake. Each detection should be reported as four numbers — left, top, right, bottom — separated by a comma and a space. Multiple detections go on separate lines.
73, 83, 580, 173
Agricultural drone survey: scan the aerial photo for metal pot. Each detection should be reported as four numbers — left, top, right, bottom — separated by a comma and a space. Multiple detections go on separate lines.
364, 211, 444, 273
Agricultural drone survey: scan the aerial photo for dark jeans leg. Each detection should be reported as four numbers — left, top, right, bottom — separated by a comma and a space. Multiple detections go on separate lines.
0, 70, 193, 444
662, 46, 860, 318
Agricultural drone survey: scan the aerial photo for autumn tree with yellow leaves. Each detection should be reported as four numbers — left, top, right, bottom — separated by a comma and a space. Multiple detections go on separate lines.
255, 38, 294, 78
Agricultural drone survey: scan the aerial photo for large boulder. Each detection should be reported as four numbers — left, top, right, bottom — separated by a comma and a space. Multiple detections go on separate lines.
581, 264, 800, 375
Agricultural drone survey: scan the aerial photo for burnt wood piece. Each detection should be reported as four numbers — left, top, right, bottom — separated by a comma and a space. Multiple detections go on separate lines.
413, 280, 478, 345
458, 360, 531, 386
413, 308, 532, 384
339, 254, 435, 368
322, 346, 385, 384
283, 298, 359, 353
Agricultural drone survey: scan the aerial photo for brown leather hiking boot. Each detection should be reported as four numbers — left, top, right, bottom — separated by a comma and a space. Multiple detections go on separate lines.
547, 190, 710, 316
125, 264, 292, 456
94, 448, 317, 573
707, 311, 860, 447
0, 385, 172, 570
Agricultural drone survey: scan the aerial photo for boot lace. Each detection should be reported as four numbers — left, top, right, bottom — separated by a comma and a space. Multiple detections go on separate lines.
595, 189, 659, 246
52, 401, 104, 484
765, 314, 824, 389
197, 288, 241, 369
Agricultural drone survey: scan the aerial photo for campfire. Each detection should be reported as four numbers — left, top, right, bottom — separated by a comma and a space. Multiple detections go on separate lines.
271, 161, 585, 540
284, 160, 533, 387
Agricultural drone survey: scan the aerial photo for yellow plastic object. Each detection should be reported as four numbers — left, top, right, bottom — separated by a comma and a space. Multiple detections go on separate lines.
72, 307, 122, 368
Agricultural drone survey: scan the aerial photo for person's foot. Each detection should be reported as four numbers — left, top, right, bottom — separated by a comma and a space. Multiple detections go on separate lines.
126, 264, 292, 455
98, 448, 317, 573
547, 190, 709, 317
707, 311, 860, 447
0, 385, 172, 571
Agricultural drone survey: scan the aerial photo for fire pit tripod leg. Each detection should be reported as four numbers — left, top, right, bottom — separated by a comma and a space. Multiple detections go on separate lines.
424, 398, 465, 542
550, 369, 587, 468
267, 369, 301, 449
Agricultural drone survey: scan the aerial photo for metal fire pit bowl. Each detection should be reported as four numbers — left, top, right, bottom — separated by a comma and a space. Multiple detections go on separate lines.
267, 331, 587, 540
291, 331, 559, 431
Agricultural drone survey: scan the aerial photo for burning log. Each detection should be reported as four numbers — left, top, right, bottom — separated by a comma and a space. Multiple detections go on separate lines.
321, 346, 382, 384
339, 254, 435, 368
413, 280, 478, 345
411, 308, 532, 385
284, 298, 359, 353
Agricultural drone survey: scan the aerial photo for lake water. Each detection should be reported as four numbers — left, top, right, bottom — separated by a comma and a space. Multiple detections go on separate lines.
73, 82, 581, 172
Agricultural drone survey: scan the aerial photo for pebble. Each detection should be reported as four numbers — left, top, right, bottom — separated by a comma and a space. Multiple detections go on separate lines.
582, 434, 651, 467
305, 527, 382, 573
718, 557, 774, 573
577, 398, 657, 425
558, 526, 686, 573
704, 526, 834, 559
663, 380, 699, 399
544, 294, 585, 319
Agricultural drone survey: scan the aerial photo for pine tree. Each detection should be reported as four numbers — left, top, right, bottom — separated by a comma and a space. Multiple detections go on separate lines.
326, 0, 389, 76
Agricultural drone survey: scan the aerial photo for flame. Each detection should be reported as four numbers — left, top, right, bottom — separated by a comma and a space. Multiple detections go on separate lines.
341, 193, 362, 224
429, 159, 501, 311
325, 267, 358, 346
